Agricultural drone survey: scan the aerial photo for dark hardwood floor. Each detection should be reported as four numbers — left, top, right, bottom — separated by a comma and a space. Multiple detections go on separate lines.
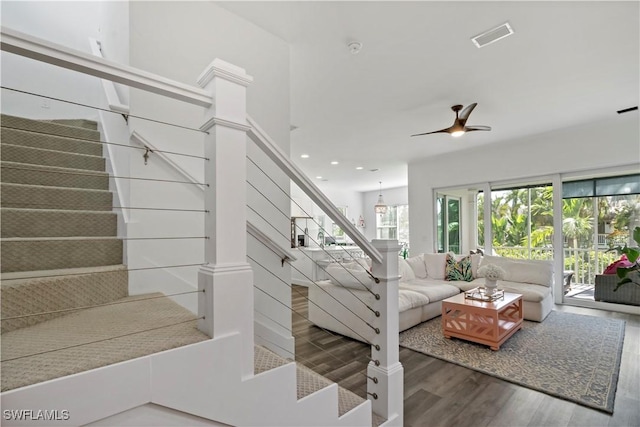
291, 285, 640, 427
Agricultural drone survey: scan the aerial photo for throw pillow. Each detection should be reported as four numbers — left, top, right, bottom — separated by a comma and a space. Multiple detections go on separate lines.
405, 255, 427, 279
398, 258, 416, 280
423, 253, 449, 280
445, 254, 473, 282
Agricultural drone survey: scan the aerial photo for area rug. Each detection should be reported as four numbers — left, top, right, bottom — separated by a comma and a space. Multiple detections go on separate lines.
399, 311, 625, 413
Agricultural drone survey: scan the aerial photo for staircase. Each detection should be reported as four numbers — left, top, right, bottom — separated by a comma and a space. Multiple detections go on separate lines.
0, 114, 376, 426
0, 115, 210, 390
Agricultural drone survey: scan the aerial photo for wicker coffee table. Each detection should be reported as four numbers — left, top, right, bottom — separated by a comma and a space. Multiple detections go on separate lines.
441, 290, 523, 350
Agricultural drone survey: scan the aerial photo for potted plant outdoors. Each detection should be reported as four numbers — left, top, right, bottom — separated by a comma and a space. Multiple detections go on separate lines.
607, 226, 640, 292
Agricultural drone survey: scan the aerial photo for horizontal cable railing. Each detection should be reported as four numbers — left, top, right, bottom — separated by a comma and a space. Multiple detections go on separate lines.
0, 64, 210, 391
1, 86, 208, 134
247, 170, 382, 308
247, 115, 382, 264
245, 138, 386, 402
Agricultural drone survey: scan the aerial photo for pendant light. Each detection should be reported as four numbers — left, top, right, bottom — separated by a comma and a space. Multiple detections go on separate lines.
374, 181, 387, 214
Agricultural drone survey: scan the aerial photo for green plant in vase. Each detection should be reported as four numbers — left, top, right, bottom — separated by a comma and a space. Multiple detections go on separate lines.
607, 226, 640, 291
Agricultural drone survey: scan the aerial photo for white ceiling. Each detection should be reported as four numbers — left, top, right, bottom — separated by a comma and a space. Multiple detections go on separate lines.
218, 1, 640, 193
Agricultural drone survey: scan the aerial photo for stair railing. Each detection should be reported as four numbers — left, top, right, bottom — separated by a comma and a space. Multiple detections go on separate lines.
1, 26, 403, 425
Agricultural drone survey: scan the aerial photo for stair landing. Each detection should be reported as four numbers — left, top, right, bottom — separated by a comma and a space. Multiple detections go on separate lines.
1, 293, 209, 392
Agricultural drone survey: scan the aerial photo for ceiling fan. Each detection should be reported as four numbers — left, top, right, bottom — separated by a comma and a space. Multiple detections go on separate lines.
411, 103, 491, 138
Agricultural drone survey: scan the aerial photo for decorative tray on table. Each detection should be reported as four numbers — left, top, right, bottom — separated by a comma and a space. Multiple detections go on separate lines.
464, 287, 505, 302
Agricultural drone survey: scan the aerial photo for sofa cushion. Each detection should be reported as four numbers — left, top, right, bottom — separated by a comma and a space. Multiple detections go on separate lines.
455, 278, 484, 292
325, 262, 373, 290
451, 278, 551, 303
398, 258, 416, 280
445, 254, 473, 282
499, 280, 551, 302
406, 255, 428, 279
398, 289, 430, 311
423, 253, 449, 280
479, 255, 553, 287
400, 279, 461, 304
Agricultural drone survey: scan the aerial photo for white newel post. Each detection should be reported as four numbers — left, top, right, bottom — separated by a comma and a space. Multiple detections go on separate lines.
196, 59, 254, 377
369, 239, 404, 425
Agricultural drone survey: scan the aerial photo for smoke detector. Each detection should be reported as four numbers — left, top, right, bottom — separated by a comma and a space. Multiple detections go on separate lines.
472, 23, 514, 48
348, 41, 363, 55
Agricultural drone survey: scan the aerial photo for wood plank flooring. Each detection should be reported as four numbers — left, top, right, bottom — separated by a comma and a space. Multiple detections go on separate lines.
291, 285, 640, 427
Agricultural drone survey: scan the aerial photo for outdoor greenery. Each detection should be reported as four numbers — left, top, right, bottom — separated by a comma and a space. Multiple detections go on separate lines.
609, 226, 640, 291
478, 187, 640, 286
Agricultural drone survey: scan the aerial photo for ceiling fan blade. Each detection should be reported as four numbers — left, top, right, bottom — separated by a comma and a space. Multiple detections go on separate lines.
464, 125, 492, 132
459, 103, 478, 125
411, 128, 452, 137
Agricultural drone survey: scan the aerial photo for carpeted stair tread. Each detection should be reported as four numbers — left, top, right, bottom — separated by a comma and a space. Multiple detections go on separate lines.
1, 182, 113, 210
1, 265, 128, 284
0, 292, 209, 391
1, 237, 123, 272
0, 127, 102, 156
0, 143, 105, 171
46, 119, 98, 130
1, 161, 110, 190
1, 114, 100, 141
1, 208, 117, 238
372, 413, 386, 427
1, 265, 128, 333
254, 345, 366, 417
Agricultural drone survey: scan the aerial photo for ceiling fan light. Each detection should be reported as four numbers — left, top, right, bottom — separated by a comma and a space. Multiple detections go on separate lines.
451, 130, 465, 137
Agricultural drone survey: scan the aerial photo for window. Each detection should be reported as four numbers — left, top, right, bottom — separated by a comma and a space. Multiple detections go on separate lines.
475, 184, 553, 260
436, 195, 460, 254
376, 205, 409, 247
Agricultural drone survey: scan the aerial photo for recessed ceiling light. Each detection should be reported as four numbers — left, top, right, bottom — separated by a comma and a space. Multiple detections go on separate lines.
356, 166, 363, 170
331, 161, 339, 165
301, 154, 310, 159
316, 176, 322, 179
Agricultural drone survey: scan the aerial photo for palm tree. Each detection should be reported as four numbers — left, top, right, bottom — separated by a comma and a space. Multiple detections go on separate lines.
562, 198, 593, 248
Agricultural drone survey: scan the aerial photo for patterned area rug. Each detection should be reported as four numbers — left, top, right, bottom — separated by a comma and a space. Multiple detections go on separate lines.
399, 311, 625, 413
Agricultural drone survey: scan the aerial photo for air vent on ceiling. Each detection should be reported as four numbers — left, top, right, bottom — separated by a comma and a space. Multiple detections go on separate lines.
472, 23, 514, 48
617, 106, 638, 114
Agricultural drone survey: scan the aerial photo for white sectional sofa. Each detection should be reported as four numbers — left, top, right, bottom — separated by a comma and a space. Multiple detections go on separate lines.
307, 253, 554, 343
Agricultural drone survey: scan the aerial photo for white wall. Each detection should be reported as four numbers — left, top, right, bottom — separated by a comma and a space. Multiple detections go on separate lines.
362, 186, 408, 242
128, 2, 291, 354
0, 1, 128, 120
408, 113, 640, 255
291, 185, 366, 247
